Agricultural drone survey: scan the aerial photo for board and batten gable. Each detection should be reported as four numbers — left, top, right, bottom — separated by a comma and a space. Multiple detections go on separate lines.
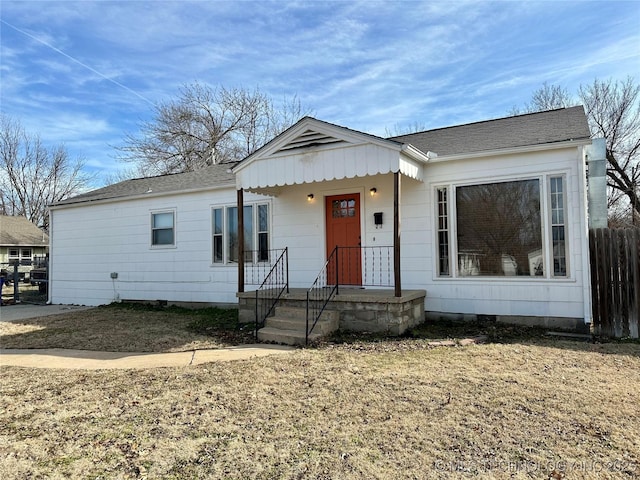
400, 143, 591, 323
49, 187, 266, 306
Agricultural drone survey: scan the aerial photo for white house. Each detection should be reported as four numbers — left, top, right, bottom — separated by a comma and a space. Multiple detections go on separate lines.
48, 107, 602, 339
0, 215, 49, 282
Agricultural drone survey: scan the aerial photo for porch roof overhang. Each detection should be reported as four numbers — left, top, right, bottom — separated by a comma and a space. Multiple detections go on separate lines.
233, 117, 432, 194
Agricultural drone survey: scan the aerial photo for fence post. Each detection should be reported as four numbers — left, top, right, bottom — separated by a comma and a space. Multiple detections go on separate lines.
589, 230, 600, 334
12, 262, 20, 303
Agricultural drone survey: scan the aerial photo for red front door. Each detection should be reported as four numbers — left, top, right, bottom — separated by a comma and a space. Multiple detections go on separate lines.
325, 193, 362, 286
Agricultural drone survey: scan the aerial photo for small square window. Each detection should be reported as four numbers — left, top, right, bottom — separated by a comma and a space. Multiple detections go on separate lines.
151, 211, 175, 246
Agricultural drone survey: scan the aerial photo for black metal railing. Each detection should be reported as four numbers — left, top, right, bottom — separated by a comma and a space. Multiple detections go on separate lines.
334, 246, 394, 287
244, 248, 287, 285
305, 246, 394, 344
255, 248, 289, 337
306, 246, 338, 344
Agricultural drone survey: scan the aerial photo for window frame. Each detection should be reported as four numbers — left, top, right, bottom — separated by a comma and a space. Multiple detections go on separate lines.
212, 207, 224, 264
548, 175, 569, 278
8, 248, 33, 265
434, 173, 571, 280
211, 202, 270, 265
435, 186, 451, 277
150, 209, 176, 248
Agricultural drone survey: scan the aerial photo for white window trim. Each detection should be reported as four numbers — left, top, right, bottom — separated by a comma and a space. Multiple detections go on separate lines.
8, 248, 33, 265
434, 186, 451, 277
211, 201, 271, 266
150, 209, 177, 249
547, 174, 570, 278
433, 173, 573, 281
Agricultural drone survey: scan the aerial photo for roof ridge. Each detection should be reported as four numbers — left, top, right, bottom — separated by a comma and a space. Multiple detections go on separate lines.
387, 106, 585, 139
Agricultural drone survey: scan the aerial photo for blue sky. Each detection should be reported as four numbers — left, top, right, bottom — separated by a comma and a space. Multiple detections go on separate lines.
1, 0, 639, 185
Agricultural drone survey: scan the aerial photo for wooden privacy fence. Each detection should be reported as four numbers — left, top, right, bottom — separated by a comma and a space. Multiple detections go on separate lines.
589, 227, 640, 338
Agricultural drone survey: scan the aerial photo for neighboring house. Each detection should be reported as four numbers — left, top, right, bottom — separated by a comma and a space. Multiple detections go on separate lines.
0, 215, 49, 281
48, 107, 604, 334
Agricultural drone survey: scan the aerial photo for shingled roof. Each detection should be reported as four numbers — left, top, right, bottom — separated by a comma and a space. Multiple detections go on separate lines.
53, 107, 591, 207
0, 215, 49, 246
388, 106, 591, 157
53, 163, 237, 207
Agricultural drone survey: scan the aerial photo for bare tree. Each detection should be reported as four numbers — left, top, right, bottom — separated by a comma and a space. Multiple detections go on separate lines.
0, 115, 92, 231
385, 121, 429, 137
508, 82, 576, 116
513, 77, 640, 225
118, 83, 310, 176
101, 166, 145, 187
579, 78, 640, 225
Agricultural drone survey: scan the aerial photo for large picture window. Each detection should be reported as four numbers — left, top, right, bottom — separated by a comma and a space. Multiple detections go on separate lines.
456, 179, 542, 276
436, 176, 568, 279
212, 203, 269, 264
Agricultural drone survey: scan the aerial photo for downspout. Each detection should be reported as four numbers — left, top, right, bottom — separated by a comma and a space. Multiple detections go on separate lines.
585, 138, 607, 228
580, 141, 606, 326
47, 210, 53, 304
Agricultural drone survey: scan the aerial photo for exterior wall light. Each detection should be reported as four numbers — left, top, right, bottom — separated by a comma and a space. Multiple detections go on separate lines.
307, 193, 314, 202
370, 187, 377, 197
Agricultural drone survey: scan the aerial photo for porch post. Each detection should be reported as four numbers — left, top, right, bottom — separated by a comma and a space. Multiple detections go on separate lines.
237, 188, 244, 293
394, 171, 402, 297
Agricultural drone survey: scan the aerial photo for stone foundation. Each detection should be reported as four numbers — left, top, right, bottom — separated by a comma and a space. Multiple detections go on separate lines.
238, 288, 426, 335
424, 311, 589, 333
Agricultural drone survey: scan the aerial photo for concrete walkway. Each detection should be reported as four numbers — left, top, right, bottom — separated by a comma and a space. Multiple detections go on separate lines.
0, 303, 296, 370
0, 344, 296, 369
0, 303, 94, 322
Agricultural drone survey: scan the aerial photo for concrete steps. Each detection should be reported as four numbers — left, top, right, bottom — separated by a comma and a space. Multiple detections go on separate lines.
257, 306, 339, 346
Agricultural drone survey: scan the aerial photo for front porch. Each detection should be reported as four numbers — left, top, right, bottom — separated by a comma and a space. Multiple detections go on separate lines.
238, 288, 426, 341
232, 117, 432, 345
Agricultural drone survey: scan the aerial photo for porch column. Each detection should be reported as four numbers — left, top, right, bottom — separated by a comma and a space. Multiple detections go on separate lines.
237, 188, 244, 293
394, 171, 401, 297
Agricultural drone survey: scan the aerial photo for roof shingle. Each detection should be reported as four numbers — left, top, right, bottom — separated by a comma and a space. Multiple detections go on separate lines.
0, 215, 49, 246
53, 163, 236, 206
388, 106, 591, 157
54, 107, 591, 207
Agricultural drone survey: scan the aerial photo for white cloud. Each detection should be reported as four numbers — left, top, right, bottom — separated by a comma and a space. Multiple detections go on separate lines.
1, 0, 638, 183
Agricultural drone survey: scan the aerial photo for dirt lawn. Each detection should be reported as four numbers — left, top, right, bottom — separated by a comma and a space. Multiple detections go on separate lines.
0, 303, 254, 352
1, 305, 639, 479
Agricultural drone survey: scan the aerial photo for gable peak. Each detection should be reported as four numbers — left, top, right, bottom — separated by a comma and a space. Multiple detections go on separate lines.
277, 126, 349, 153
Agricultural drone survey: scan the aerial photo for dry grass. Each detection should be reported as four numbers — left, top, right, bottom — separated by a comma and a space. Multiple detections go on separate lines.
0, 303, 255, 352
1, 305, 639, 478
1, 282, 47, 305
